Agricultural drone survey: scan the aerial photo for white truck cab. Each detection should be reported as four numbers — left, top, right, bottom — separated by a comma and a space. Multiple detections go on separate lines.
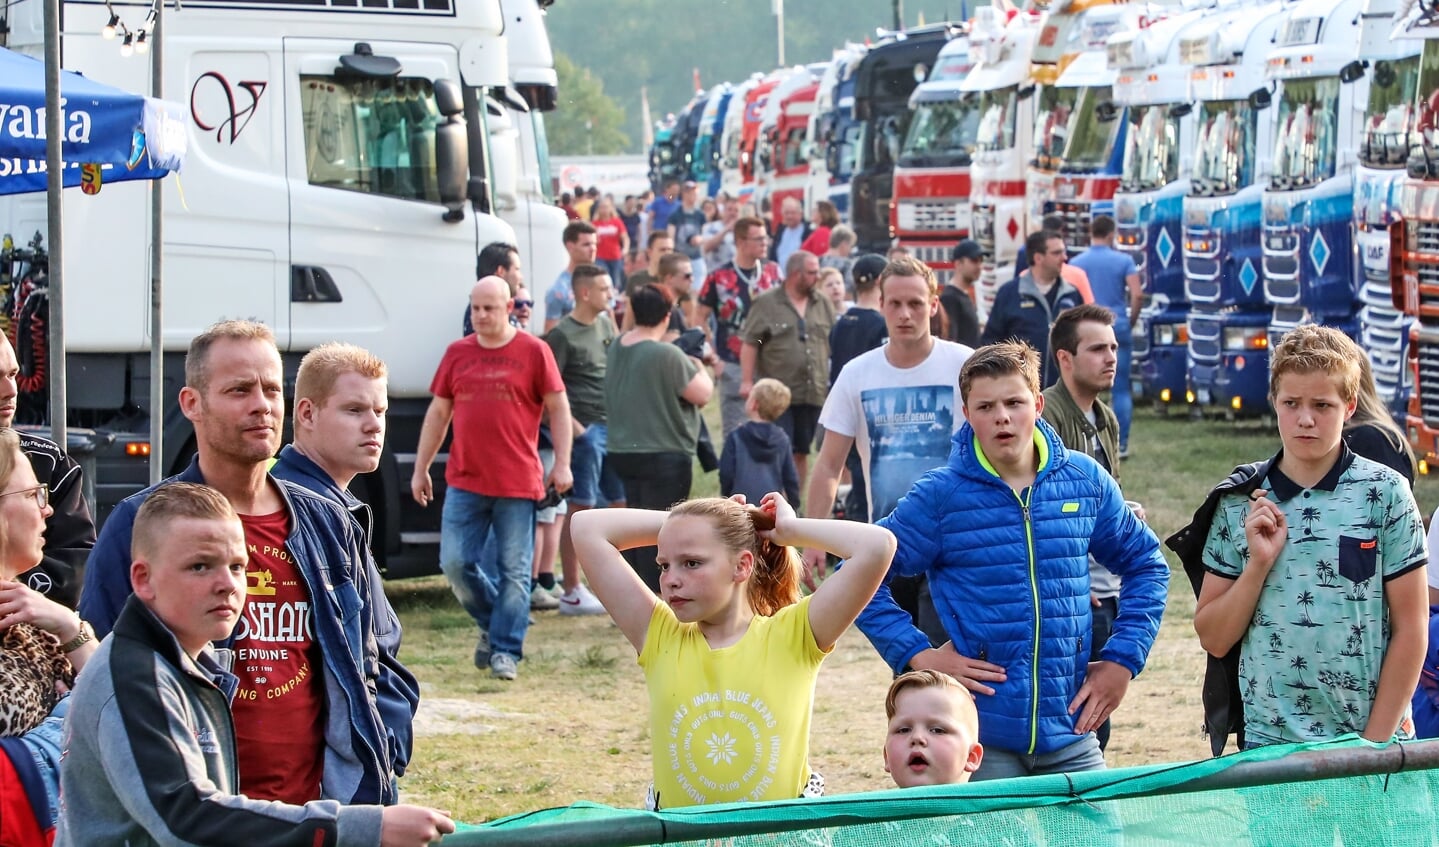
0, 0, 514, 574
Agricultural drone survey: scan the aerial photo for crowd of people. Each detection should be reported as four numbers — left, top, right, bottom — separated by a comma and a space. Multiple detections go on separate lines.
0, 184, 1435, 842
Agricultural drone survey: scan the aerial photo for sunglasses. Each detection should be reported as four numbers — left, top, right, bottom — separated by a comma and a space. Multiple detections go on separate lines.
512, 299, 534, 309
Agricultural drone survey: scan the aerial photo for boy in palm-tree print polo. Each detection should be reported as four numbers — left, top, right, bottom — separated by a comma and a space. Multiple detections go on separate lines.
1193, 326, 1428, 747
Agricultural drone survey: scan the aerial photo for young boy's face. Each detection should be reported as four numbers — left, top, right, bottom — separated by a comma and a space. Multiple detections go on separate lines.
132, 516, 248, 658
1273, 370, 1356, 469
884, 686, 983, 788
963, 374, 1043, 470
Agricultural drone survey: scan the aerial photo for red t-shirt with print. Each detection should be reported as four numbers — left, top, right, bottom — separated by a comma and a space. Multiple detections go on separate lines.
430, 330, 564, 500
592, 216, 627, 261
231, 509, 326, 805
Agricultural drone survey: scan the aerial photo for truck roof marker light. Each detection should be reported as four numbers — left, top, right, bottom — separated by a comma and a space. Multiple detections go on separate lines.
1223, 70, 1236, 79
1147, 74, 1159, 83
126, 442, 151, 458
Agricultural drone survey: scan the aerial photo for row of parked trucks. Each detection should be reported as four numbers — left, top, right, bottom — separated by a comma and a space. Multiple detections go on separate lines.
0, 0, 570, 574
651, 0, 1439, 470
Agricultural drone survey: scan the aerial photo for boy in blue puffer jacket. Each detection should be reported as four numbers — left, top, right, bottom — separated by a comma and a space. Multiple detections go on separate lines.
855, 341, 1169, 781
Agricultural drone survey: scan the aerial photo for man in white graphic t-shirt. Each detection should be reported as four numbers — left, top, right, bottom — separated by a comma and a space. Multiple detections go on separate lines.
804, 255, 973, 644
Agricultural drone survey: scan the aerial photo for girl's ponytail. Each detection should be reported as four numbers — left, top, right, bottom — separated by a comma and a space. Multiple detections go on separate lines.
747, 532, 802, 617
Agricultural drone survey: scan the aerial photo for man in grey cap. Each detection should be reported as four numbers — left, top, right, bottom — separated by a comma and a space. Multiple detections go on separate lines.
940, 239, 983, 347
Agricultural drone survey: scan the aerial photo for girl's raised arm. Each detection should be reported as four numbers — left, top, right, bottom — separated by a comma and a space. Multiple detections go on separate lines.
569, 508, 666, 652
758, 494, 897, 651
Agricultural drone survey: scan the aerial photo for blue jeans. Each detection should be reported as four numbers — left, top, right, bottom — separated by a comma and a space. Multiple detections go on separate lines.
439, 487, 536, 660
971, 733, 1106, 781
1090, 595, 1118, 751
1114, 328, 1134, 449
570, 423, 608, 507
598, 257, 625, 288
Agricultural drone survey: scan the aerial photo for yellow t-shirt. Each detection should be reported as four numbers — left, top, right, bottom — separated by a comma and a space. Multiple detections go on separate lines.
638, 596, 830, 808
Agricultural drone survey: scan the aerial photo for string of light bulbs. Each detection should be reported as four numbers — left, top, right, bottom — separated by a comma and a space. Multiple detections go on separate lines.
100, 0, 170, 57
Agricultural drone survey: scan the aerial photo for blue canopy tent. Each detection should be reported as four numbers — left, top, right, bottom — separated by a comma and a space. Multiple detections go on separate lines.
0, 45, 184, 194
0, 39, 185, 474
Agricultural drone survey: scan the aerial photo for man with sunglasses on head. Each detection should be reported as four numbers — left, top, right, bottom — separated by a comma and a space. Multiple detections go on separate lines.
0, 332, 96, 609
697, 216, 782, 437
739, 249, 835, 486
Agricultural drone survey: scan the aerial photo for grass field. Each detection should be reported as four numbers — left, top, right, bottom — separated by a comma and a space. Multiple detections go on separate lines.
388, 406, 1439, 823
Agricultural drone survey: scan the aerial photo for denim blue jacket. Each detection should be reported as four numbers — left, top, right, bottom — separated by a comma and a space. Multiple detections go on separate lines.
79, 458, 408, 805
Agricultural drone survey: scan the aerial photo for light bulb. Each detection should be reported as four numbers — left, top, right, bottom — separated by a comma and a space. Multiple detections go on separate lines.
135, 30, 149, 54
102, 13, 120, 39
120, 32, 134, 57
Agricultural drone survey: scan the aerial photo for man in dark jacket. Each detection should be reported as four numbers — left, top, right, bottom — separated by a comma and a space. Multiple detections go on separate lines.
270, 342, 420, 779
982, 230, 1083, 387
80, 321, 413, 807
0, 333, 97, 609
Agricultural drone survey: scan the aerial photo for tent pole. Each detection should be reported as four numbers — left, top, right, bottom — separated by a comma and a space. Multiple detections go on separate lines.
43, 0, 67, 454
149, 2, 164, 485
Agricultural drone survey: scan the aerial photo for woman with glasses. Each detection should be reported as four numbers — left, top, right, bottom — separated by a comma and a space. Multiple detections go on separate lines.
0, 427, 97, 845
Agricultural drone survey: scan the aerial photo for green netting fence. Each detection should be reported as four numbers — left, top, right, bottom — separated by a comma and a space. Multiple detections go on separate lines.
444, 736, 1439, 846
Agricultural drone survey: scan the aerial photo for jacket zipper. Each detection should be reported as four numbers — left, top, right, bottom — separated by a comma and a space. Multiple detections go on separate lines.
1014, 485, 1041, 755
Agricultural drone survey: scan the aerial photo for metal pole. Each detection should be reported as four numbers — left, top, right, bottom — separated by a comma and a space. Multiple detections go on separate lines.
893, 0, 904, 29
149, 2, 164, 484
774, 0, 785, 66
43, 0, 67, 454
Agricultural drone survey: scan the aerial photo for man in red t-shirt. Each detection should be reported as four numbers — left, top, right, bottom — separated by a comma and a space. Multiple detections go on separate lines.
412, 276, 574, 681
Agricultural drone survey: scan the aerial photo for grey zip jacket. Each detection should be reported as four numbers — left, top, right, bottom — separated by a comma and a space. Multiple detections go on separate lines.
55, 595, 383, 846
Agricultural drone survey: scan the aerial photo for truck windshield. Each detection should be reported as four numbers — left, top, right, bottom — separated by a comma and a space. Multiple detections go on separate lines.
1270, 76, 1339, 190
1120, 103, 1179, 192
693, 135, 714, 180
899, 93, 981, 167
1059, 85, 1119, 174
531, 111, 554, 203
1191, 100, 1254, 197
1032, 85, 1078, 170
301, 75, 443, 202
781, 126, 807, 171
860, 111, 910, 171
976, 85, 1018, 152
834, 121, 861, 180
1360, 56, 1419, 169
1414, 42, 1439, 178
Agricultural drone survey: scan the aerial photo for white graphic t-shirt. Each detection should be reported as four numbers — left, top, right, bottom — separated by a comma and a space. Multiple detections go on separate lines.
818, 339, 973, 521
638, 596, 828, 808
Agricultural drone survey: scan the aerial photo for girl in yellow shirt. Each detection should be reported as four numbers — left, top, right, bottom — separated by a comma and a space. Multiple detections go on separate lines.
572, 492, 896, 808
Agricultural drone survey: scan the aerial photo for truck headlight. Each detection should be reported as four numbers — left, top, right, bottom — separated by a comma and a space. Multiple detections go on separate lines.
1223, 327, 1269, 351
1155, 323, 1189, 346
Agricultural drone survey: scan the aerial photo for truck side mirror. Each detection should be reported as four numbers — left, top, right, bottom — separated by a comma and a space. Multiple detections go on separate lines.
1338, 60, 1366, 84
434, 79, 467, 222
1373, 60, 1396, 89
1096, 101, 1118, 124
1170, 102, 1193, 118
1017, 84, 1035, 101
1248, 87, 1272, 111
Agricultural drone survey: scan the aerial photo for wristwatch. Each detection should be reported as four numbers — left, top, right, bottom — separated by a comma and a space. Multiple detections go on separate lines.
60, 619, 95, 653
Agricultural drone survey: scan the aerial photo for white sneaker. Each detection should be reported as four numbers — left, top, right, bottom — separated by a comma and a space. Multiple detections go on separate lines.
530, 584, 561, 610
558, 584, 607, 616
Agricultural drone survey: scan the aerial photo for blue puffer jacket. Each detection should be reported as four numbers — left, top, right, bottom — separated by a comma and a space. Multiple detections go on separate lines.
857, 419, 1169, 756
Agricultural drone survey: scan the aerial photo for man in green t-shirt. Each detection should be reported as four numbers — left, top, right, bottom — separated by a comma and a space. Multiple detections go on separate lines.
544, 264, 617, 615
